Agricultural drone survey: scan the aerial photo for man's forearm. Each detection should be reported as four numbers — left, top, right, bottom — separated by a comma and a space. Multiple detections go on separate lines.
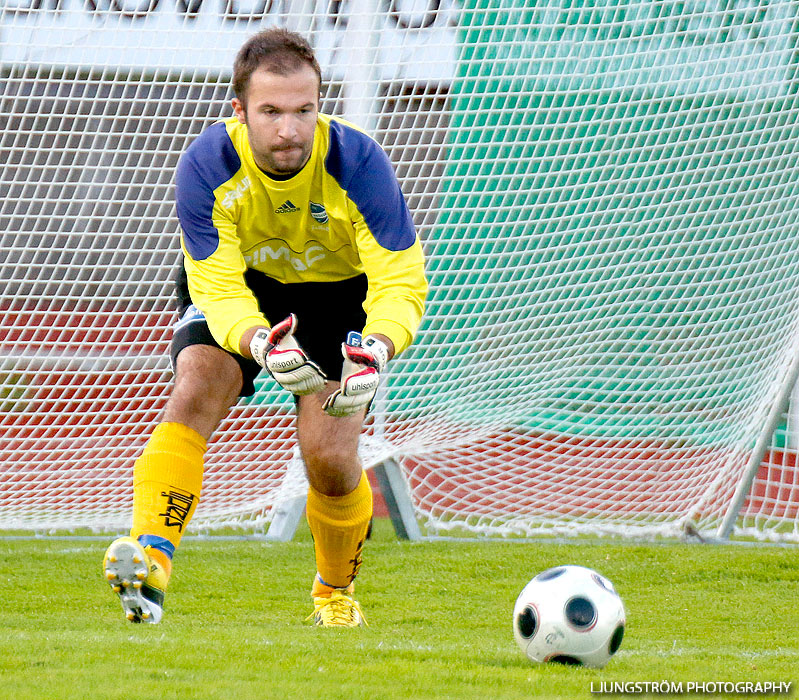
368, 333, 395, 362
239, 325, 270, 359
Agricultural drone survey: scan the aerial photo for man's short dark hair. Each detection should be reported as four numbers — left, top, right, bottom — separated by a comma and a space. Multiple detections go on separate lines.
233, 28, 322, 106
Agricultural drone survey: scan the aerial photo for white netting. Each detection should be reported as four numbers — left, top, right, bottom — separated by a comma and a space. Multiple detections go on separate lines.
2, 1, 799, 540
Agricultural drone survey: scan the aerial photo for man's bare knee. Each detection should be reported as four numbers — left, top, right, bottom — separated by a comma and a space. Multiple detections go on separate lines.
297, 393, 364, 496
302, 439, 357, 476
163, 345, 243, 439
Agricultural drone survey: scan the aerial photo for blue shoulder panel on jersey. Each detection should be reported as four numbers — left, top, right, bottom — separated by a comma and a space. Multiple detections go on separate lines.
175, 122, 241, 260
325, 120, 416, 252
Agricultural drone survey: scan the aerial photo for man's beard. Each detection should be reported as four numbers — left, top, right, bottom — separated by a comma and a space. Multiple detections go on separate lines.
258, 142, 312, 175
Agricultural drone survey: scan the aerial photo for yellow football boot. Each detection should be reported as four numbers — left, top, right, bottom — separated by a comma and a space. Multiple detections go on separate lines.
309, 588, 367, 628
103, 536, 168, 624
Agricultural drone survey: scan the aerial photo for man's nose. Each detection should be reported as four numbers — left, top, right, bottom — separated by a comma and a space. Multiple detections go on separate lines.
277, 114, 298, 139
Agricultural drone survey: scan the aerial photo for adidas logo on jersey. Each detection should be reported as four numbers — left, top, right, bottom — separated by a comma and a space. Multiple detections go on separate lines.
275, 200, 300, 214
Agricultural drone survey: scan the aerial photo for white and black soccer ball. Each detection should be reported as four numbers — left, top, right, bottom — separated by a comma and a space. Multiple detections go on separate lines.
512, 565, 626, 668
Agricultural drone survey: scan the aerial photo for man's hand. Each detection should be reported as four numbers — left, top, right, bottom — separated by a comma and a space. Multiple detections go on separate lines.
249, 314, 327, 395
323, 334, 390, 417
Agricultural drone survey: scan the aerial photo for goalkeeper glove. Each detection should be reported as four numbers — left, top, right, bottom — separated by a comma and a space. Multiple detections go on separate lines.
249, 314, 327, 395
322, 333, 390, 417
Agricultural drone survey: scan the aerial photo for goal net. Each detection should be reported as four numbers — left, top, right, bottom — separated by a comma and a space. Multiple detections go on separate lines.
3, 1, 799, 541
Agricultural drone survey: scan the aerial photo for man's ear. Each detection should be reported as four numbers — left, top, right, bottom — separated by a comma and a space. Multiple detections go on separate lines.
232, 97, 247, 125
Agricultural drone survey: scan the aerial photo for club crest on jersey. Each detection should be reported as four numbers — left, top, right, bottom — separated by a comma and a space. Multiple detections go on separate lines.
309, 201, 329, 224
275, 199, 300, 214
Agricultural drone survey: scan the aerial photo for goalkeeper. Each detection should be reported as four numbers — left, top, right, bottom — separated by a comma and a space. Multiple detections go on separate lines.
102, 28, 427, 628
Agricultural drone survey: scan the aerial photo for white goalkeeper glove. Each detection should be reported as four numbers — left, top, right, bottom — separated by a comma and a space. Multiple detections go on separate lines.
322, 333, 390, 417
249, 314, 327, 395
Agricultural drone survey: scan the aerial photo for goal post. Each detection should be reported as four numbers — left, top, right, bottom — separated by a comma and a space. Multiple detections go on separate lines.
3, 1, 799, 543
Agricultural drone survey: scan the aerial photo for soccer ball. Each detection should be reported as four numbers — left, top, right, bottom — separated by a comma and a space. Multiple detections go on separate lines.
512, 565, 626, 668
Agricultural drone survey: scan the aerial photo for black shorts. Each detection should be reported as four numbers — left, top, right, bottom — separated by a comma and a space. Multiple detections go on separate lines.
171, 265, 368, 397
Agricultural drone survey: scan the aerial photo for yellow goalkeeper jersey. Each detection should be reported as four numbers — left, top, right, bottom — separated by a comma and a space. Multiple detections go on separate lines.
175, 113, 427, 356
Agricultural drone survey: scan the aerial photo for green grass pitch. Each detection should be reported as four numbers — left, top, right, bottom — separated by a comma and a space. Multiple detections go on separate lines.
1, 520, 797, 700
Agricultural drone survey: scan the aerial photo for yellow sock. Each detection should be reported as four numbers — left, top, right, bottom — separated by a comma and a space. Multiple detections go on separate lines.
306, 472, 373, 594
130, 422, 206, 561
